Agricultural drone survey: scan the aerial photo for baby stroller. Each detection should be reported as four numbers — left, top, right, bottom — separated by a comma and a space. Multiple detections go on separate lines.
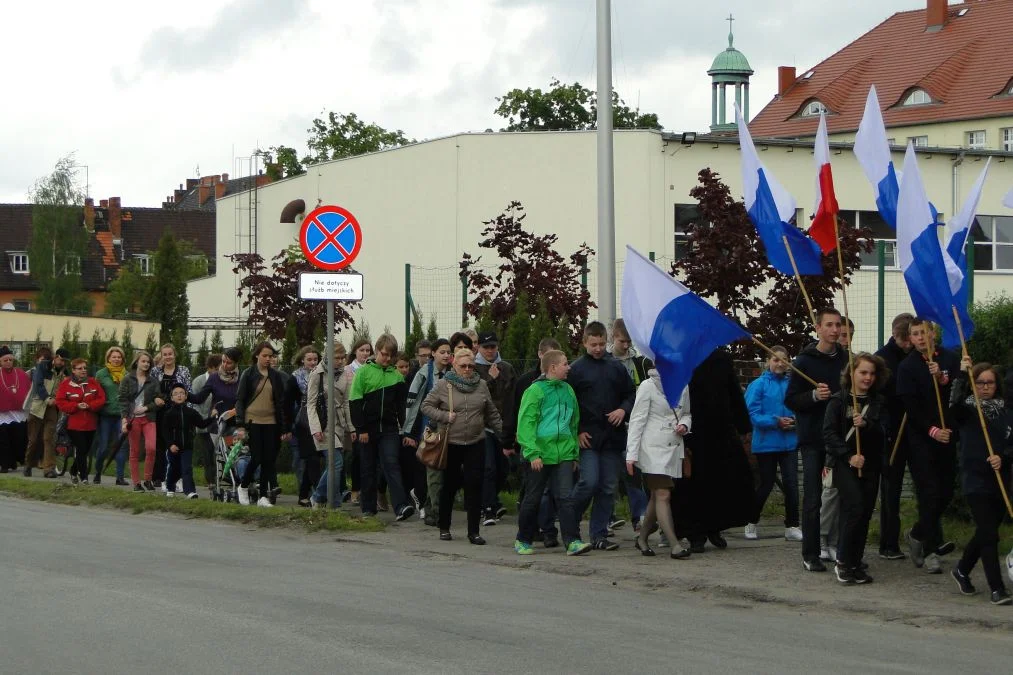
209, 416, 258, 503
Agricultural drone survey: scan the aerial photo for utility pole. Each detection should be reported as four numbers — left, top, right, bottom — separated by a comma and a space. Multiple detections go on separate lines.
596, 0, 616, 326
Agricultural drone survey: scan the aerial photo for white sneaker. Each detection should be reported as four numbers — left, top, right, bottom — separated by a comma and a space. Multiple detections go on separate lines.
257, 496, 273, 508
309, 495, 323, 509
418, 507, 426, 520
237, 486, 250, 506
785, 526, 803, 542
165, 491, 175, 498
186, 492, 198, 500
744, 523, 758, 540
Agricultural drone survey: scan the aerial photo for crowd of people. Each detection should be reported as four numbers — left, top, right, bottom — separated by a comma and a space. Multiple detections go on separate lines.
0, 310, 1010, 605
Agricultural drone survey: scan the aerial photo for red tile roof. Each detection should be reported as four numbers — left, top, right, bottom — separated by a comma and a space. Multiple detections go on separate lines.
748, 0, 1013, 139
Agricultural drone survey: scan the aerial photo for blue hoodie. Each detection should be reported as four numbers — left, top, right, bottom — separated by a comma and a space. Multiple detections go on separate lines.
744, 369, 797, 454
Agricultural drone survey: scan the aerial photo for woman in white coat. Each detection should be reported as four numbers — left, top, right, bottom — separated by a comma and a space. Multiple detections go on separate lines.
626, 368, 692, 559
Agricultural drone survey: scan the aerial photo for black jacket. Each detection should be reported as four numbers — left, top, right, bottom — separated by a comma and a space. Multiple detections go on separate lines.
874, 338, 911, 437
234, 367, 293, 429
895, 348, 960, 440
823, 390, 887, 469
566, 353, 636, 450
784, 344, 850, 447
160, 403, 215, 453
950, 374, 1013, 497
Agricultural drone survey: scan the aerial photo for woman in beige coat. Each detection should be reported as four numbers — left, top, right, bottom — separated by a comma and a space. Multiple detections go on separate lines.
421, 348, 503, 544
307, 342, 354, 508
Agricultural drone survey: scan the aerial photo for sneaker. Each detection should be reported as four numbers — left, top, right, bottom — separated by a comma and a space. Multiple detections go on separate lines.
165, 491, 175, 498
297, 499, 311, 508
936, 541, 956, 557
418, 507, 426, 520
377, 494, 390, 512
879, 548, 906, 560
187, 493, 198, 500
608, 518, 626, 530
784, 527, 803, 542
93, 474, 101, 485
852, 568, 874, 584
566, 540, 592, 556
237, 486, 250, 505
906, 529, 925, 568
133, 483, 145, 492
495, 506, 508, 519
591, 539, 619, 551
43, 470, 58, 479
70, 475, 78, 485
409, 488, 420, 511
309, 495, 325, 509
22, 467, 31, 477
424, 513, 438, 527
395, 505, 415, 522
951, 567, 976, 595
924, 553, 943, 574
143, 480, 155, 492
115, 478, 128, 486
991, 589, 1013, 606
468, 534, 486, 545
543, 536, 559, 549
482, 513, 498, 527
820, 547, 833, 562
514, 540, 534, 555
439, 531, 452, 541
803, 558, 827, 572
835, 564, 855, 584
744, 523, 758, 540
153, 481, 162, 488
79, 477, 89, 485
256, 496, 273, 508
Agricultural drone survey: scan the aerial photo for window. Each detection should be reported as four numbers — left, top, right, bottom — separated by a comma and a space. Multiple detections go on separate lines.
799, 100, 828, 117
12, 299, 31, 311
133, 254, 152, 275
907, 135, 929, 147
971, 215, 1013, 272
902, 89, 932, 106
8, 252, 28, 274
1002, 128, 1013, 152
966, 130, 986, 149
673, 204, 702, 261
853, 210, 897, 269
886, 138, 896, 146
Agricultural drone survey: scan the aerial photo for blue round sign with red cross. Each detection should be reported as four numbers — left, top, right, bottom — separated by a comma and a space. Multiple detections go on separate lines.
298, 205, 363, 270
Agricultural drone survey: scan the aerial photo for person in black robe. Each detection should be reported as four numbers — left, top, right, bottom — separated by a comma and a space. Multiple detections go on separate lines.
672, 348, 755, 552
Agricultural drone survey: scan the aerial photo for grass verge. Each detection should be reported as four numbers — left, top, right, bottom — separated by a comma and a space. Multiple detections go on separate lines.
0, 476, 384, 534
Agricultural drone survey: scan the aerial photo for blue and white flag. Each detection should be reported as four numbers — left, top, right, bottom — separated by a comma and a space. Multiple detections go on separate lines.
943, 159, 989, 347
855, 85, 900, 229
735, 103, 823, 276
621, 246, 750, 407
896, 143, 961, 341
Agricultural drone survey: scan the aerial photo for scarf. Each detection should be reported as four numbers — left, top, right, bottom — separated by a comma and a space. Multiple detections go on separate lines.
967, 395, 1006, 421
105, 360, 125, 384
474, 351, 502, 366
218, 365, 238, 384
445, 370, 481, 393
294, 367, 311, 395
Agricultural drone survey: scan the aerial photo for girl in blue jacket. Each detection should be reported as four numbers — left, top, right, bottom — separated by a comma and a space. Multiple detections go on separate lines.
744, 346, 801, 542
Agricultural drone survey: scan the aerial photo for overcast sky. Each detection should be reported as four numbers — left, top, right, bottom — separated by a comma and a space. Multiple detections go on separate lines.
1, 0, 931, 206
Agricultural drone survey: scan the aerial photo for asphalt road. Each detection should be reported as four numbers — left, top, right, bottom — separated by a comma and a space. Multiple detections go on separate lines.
2, 498, 1010, 674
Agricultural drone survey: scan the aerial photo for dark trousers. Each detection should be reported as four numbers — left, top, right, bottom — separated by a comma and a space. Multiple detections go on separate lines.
800, 445, 826, 561
878, 432, 909, 552
438, 441, 485, 535
481, 431, 505, 512
399, 443, 427, 506
195, 432, 215, 486
959, 493, 1008, 592
518, 460, 559, 536
0, 421, 27, 471
67, 429, 95, 480
833, 458, 881, 569
240, 424, 280, 495
153, 410, 168, 484
517, 461, 580, 546
299, 454, 322, 501
165, 448, 196, 495
908, 434, 956, 553
359, 432, 408, 515
344, 434, 360, 492
754, 450, 800, 527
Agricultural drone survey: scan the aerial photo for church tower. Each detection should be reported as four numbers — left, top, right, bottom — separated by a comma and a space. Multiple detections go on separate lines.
708, 14, 754, 132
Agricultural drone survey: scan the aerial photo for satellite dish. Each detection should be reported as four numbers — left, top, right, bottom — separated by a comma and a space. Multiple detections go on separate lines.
1, 303, 15, 311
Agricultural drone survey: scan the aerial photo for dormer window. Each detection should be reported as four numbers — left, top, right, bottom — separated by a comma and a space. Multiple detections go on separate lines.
8, 252, 29, 274
799, 100, 828, 117
901, 88, 933, 106
994, 78, 1013, 98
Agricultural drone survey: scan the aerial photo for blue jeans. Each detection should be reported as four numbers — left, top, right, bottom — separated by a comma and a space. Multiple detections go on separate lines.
517, 461, 580, 546
755, 450, 800, 527
312, 446, 347, 507
92, 414, 124, 479
165, 448, 195, 495
800, 445, 825, 561
482, 431, 503, 512
570, 447, 622, 542
359, 432, 408, 515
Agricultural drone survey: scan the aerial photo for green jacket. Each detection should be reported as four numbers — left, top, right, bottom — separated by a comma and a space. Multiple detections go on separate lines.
516, 377, 579, 464
349, 360, 407, 434
94, 367, 122, 417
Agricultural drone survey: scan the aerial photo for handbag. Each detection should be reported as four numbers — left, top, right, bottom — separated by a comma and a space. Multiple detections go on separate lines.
416, 384, 452, 470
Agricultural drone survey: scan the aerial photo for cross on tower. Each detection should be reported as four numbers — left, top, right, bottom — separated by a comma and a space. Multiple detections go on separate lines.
727, 13, 735, 47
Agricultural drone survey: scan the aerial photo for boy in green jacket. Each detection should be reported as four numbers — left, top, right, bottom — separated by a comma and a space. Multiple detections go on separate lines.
513, 351, 592, 556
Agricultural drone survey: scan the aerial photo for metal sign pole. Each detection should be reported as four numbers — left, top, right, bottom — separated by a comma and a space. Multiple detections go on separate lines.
325, 299, 336, 509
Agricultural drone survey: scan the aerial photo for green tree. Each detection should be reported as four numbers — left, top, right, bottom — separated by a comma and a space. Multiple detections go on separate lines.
282, 318, 299, 365
494, 78, 662, 132
27, 155, 92, 313
305, 111, 414, 163
426, 315, 439, 342
106, 261, 148, 315
405, 313, 424, 360
528, 296, 554, 362
351, 321, 372, 348
195, 331, 210, 371
121, 324, 134, 360
969, 294, 1013, 365
144, 231, 190, 344
104, 329, 118, 364
71, 323, 81, 355
264, 145, 306, 180
87, 328, 103, 366
210, 328, 224, 355
58, 322, 74, 355
144, 328, 158, 356
553, 314, 573, 358
312, 323, 325, 352
475, 303, 496, 337
503, 292, 532, 364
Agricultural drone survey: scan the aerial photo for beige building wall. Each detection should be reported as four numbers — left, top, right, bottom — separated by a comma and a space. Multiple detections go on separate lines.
0, 311, 160, 362
188, 130, 1013, 356
826, 116, 1013, 152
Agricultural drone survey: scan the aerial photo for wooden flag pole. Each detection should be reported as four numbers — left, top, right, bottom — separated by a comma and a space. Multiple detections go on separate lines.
925, 332, 947, 433
782, 234, 818, 329
950, 305, 1013, 519
752, 337, 819, 387
832, 220, 862, 475
888, 413, 907, 467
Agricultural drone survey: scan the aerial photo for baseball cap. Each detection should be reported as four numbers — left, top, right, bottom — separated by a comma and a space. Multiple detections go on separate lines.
477, 331, 498, 346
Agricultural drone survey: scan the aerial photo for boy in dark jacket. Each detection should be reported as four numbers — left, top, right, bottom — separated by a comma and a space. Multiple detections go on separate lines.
162, 384, 215, 498
474, 331, 516, 525
784, 308, 849, 572
349, 334, 413, 520
567, 321, 636, 550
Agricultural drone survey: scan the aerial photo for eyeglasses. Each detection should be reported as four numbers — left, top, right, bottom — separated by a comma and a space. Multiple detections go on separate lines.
975, 379, 997, 386
457, 364, 475, 370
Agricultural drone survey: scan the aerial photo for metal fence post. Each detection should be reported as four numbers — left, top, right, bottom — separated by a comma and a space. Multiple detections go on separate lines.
877, 240, 885, 348
404, 263, 411, 341
649, 251, 655, 262
967, 243, 975, 306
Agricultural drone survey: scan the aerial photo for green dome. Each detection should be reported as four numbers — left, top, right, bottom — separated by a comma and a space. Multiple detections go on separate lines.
708, 29, 753, 75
